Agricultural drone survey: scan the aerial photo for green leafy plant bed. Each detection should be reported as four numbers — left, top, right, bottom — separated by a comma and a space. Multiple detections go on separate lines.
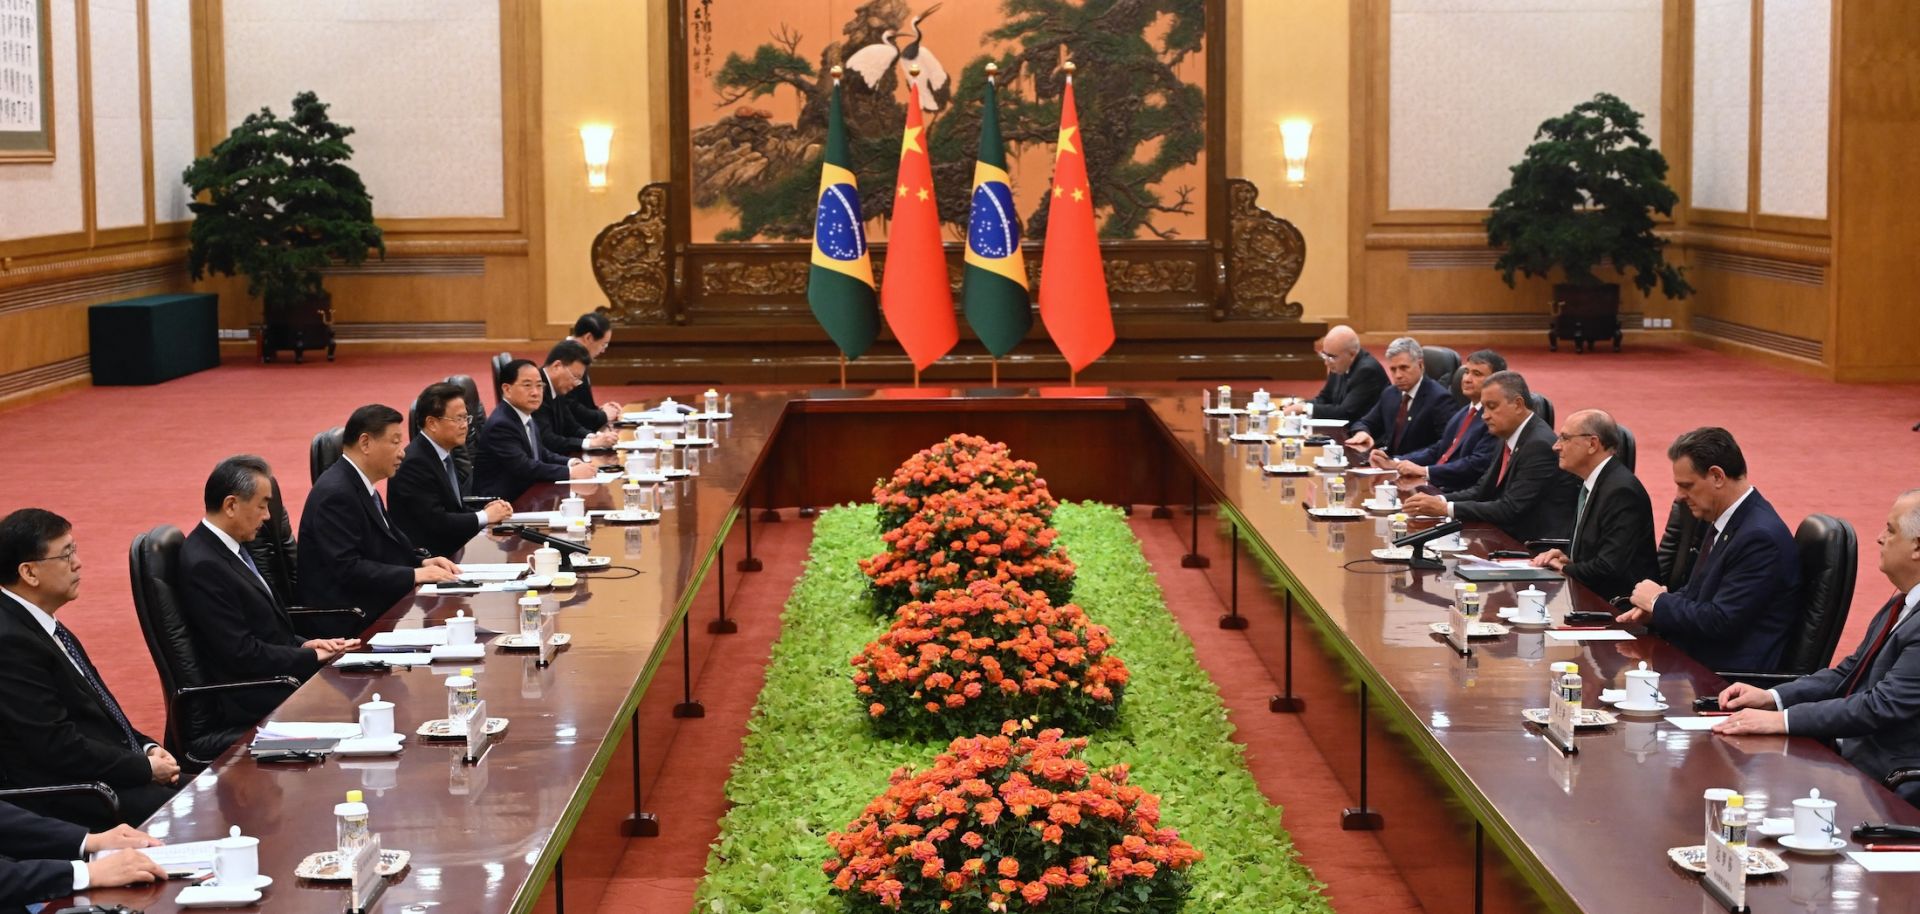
695, 502, 1332, 913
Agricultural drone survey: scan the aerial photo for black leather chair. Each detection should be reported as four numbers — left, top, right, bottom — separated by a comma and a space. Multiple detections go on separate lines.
310, 426, 344, 484
1718, 513, 1857, 684
489, 352, 512, 409
1655, 497, 1709, 589
1422, 346, 1460, 393
130, 525, 300, 770
440, 374, 486, 483
1617, 424, 1637, 473
1529, 393, 1555, 428
1890, 769, 1920, 806
0, 780, 119, 825
243, 476, 367, 640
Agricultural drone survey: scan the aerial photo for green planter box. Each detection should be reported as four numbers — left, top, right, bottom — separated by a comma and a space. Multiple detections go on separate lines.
87, 293, 221, 385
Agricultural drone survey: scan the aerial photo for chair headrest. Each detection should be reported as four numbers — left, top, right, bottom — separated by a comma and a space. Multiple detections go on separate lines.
1786, 514, 1858, 675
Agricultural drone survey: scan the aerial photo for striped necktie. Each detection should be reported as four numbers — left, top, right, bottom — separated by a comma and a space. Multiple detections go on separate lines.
52, 623, 142, 750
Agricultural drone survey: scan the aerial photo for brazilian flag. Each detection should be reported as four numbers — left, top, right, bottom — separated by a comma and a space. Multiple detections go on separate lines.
807, 78, 880, 360
961, 72, 1031, 357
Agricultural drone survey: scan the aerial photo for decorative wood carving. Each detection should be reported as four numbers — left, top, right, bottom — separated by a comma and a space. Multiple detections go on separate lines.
591, 183, 673, 324
1223, 178, 1306, 320
700, 260, 809, 296
1105, 258, 1199, 294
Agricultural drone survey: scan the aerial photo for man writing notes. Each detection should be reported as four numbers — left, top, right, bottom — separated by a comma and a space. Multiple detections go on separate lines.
1712, 489, 1920, 803
1343, 336, 1453, 457
183, 456, 359, 734
1374, 350, 1506, 492
475, 359, 598, 501
299, 405, 461, 612
0, 509, 180, 828
1402, 370, 1577, 543
0, 802, 168, 911
560, 311, 622, 430
1283, 325, 1387, 421
391, 383, 513, 557
1618, 428, 1801, 671
1529, 410, 1657, 602
539, 340, 618, 453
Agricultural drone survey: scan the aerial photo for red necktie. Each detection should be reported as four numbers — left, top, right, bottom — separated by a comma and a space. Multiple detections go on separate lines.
1437, 408, 1478, 464
1840, 593, 1908, 696
1494, 444, 1513, 486
1390, 393, 1411, 451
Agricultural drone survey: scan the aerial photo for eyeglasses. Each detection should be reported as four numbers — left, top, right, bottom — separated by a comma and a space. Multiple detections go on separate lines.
32, 544, 78, 566
1555, 433, 1598, 444
1319, 352, 1337, 363
433, 413, 473, 426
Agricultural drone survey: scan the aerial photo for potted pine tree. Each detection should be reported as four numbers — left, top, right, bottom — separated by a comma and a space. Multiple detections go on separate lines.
1485, 93, 1692, 352
184, 91, 383, 363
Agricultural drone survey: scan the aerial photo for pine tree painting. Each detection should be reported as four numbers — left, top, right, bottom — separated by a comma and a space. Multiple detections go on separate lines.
686, 0, 1207, 243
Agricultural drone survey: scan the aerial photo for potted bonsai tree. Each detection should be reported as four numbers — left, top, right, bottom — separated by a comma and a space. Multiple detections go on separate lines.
184, 91, 383, 363
1485, 92, 1691, 352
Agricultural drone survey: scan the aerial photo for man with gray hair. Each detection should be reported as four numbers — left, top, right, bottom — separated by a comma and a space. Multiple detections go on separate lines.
182, 455, 359, 734
1344, 336, 1454, 457
1402, 370, 1578, 543
1284, 324, 1387, 421
1530, 409, 1656, 602
1713, 488, 1920, 803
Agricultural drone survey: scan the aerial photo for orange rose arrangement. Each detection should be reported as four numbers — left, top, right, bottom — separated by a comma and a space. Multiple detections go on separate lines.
853, 580, 1128, 740
824, 727, 1200, 914
860, 485, 1075, 617
873, 434, 1053, 533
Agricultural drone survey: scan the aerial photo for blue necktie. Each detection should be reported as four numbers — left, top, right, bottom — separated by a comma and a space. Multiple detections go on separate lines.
524, 419, 543, 459
236, 545, 272, 594
52, 622, 141, 751
444, 454, 462, 500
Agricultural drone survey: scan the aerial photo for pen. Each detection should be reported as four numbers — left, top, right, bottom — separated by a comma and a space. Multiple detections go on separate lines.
1695, 711, 1734, 717
1863, 844, 1920, 852
1554, 626, 1607, 631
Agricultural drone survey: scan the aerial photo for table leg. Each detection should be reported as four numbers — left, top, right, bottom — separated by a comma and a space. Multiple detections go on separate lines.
673, 622, 705, 718
1341, 682, 1383, 830
709, 545, 739, 634
1270, 589, 1306, 712
554, 854, 565, 913
738, 505, 763, 573
1219, 524, 1247, 630
622, 709, 660, 837
1181, 480, 1210, 569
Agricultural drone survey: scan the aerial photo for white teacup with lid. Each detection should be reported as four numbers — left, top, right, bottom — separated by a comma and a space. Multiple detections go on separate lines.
357, 692, 395, 739
1514, 586, 1549, 624
444, 609, 476, 646
1792, 788, 1839, 845
213, 825, 261, 888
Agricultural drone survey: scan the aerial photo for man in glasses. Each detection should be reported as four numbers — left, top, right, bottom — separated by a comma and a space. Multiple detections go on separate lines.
0, 509, 180, 828
1283, 325, 1387, 421
392, 382, 514, 558
1529, 410, 1656, 602
536, 340, 618, 455
1402, 370, 1578, 543
475, 359, 599, 501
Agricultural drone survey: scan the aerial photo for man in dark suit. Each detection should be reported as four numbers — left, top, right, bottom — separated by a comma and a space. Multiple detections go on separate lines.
392, 383, 514, 557
474, 359, 598, 501
1713, 488, 1920, 802
0, 802, 167, 912
560, 311, 623, 431
1284, 325, 1387, 421
537, 340, 618, 453
1343, 336, 1454, 457
1377, 349, 1506, 492
182, 456, 359, 732
1402, 370, 1578, 543
1620, 427, 1801, 671
298, 405, 461, 612
0, 509, 180, 828
1530, 409, 1657, 602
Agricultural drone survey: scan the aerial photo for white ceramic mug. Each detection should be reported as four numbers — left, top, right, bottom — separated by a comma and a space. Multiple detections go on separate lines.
1373, 483, 1398, 507
1625, 664, 1661, 705
1321, 443, 1344, 465
1792, 789, 1838, 844
560, 496, 586, 518
444, 611, 476, 646
213, 826, 259, 887
529, 547, 561, 577
1515, 586, 1548, 624
357, 692, 395, 739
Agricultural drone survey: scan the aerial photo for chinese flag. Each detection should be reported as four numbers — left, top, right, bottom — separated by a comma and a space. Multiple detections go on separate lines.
880, 84, 958, 372
1037, 76, 1113, 375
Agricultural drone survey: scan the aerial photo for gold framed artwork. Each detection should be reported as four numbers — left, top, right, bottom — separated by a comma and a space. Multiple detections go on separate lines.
0, 0, 54, 162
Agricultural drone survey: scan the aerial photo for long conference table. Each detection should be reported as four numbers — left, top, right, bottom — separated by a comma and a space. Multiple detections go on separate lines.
67, 390, 1920, 914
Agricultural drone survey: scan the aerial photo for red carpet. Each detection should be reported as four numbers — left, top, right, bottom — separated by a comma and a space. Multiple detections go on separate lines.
1, 343, 1914, 914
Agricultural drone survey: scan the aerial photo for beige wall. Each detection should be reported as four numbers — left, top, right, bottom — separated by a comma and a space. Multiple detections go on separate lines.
538, 0, 658, 328
1228, 0, 1350, 323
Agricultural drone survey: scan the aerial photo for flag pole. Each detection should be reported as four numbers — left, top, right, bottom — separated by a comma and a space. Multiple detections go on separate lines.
991, 357, 999, 387
1063, 57, 1076, 390
913, 367, 921, 388
839, 354, 847, 389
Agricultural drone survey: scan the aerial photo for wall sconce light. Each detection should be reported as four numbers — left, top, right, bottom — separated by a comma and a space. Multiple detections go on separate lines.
580, 124, 614, 192
1279, 119, 1313, 186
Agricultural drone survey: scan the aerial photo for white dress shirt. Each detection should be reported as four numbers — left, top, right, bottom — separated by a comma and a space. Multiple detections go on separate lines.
200, 519, 272, 593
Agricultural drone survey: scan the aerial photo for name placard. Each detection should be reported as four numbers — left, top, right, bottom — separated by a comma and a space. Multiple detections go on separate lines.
537, 613, 557, 668
1545, 688, 1579, 755
1445, 602, 1472, 656
347, 833, 384, 913
463, 699, 488, 763
1701, 832, 1748, 913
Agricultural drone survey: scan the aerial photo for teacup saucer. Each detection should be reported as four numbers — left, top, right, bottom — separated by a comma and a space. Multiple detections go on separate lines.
1754, 817, 1795, 838
1613, 700, 1669, 717
206, 874, 273, 890
1507, 616, 1552, 629
1776, 834, 1847, 855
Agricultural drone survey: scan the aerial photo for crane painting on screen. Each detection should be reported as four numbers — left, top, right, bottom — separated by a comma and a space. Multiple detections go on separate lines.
842, 3, 951, 113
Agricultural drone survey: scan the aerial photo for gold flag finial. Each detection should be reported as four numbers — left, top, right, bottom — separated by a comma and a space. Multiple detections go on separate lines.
909, 64, 922, 77
1063, 60, 1076, 75
830, 64, 844, 79
985, 61, 999, 75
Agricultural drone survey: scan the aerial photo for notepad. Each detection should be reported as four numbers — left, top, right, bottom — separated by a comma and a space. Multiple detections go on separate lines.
369, 628, 449, 648
257, 721, 361, 740
336, 652, 432, 667
95, 839, 219, 874
1545, 629, 1635, 642
1846, 851, 1920, 872
1661, 716, 1722, 731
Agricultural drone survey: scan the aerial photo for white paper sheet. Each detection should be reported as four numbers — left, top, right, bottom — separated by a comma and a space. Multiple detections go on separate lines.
1846, 851, 1920, 873
256, 721, 361, 740
96, 839, 219, 872
456, 564, 528, 582
429, 644, 486, 662
556, 473, 624, 485
1545, 630, 1636, 642
507, 511, 562, 525
1347, 467, 1398, 477
336, 652, 433, 666
421, 582, 516, 594
1661, 716, 1723, 731
369, 628, 449, 648
1306, 418, 1349, 427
